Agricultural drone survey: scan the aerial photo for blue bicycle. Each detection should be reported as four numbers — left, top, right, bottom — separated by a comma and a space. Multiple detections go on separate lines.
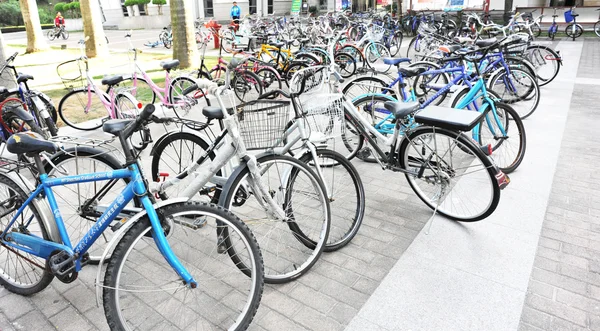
343, 41, 526, 173
0, 105, 263, 330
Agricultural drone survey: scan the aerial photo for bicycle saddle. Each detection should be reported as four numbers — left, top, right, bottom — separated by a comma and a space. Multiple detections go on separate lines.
160, 59, 180, 71
475, 37, 497, 48
383, 57, 411, 66
439, 45, 462, 54
16, 73, 34, 84
270, 41, 285, 48
202, 106, 224, 120
6, 132, 58, 156
414, 105, 484, 132
398, 67, 426, 78
101, 75, 124, 86
103, 119, 133, 136
384, 101, 420, 120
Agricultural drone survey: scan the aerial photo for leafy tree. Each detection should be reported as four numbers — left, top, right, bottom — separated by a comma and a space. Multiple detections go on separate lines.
152, 0, 166, 15
0, 0, 23, 26
54, 2, 65, 12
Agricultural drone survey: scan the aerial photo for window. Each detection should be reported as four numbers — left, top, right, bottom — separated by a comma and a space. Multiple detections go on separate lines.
319, 0, 326, 10
249, 0, 256, 14
121, 0, 130, 17
205, 0, 213, 17
139, 4, 146, 15
268, 0, 273, 14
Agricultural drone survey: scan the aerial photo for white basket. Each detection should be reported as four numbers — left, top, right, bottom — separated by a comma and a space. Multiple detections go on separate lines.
369, 25, 385, 42
417, 22, 435, 35
289, 65, 330, 95
300, 93, 345, 141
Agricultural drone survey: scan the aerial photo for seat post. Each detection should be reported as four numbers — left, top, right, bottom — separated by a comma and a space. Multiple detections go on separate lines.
33, 154, 46, 175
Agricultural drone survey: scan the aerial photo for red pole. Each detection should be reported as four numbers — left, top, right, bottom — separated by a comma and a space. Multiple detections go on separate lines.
483, 0, 490, 13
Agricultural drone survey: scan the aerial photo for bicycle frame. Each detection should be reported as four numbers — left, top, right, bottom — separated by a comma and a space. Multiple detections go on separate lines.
81, 61, 120, 118
0, 163, 195, 284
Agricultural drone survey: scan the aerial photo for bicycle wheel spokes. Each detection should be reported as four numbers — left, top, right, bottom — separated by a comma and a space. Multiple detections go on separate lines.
402, 130, 497, 221
223, 156, 330, 283
103, 203, 263, 330
59, 89, 108, 131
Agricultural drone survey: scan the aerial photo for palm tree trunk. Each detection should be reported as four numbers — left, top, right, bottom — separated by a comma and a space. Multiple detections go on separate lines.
170, 0, 199, 68
19, 0, 48, 53
80, 0, 109, 57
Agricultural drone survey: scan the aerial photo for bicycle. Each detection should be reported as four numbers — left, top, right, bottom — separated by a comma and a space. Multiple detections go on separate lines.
565, 7, 583, 41
0, 52, 58, 137
548, 8, 559, 40
56, 39, 144, 148
47, 25, 69, 41
148, 67, 332, 283
0, 104, 264, 330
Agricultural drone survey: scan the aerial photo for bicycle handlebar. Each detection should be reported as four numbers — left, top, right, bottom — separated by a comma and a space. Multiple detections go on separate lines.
121, 104, 155, 141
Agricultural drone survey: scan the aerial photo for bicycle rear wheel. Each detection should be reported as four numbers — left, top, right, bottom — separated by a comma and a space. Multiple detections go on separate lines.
103, 202, 264, 331
525, 45, 561, 87
219, 154, 330, 284
0, 175, 54, 295
488, 67, 540, 119
398, 126, 501, 222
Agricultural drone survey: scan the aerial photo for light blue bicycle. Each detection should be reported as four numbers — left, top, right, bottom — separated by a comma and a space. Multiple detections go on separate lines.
0, 104, 263, 330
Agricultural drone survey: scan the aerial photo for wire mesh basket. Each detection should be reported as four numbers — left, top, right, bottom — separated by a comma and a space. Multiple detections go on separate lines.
233, 99, 291, 150
289, 65, 330, 95
56, 59, 86, 89
368, 24, 385, 42
299, 93, 345, 141
417, 21, 434, 35
501, 33, 529, 55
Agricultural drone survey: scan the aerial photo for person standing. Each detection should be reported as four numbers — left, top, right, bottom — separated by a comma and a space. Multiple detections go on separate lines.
230, 2, 241, 24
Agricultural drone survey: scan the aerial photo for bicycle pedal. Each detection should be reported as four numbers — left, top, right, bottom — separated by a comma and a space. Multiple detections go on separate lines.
495, 171, 510, 190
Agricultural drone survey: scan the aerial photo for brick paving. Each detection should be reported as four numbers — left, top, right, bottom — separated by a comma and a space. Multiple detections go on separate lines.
518, 38, 600, 331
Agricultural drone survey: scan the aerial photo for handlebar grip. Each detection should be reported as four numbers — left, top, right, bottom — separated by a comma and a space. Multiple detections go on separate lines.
138, 104, 155, 123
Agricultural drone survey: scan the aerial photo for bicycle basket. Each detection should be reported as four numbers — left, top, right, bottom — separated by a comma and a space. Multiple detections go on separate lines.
300, 93, 345, 141
501, 33, 529, 55
564, 10, 574, 23
56, 59, 85, 89
289, 65, 330, 95
417, 22, 434, 35
369, 24, 385, 42
234, 99, 291, 150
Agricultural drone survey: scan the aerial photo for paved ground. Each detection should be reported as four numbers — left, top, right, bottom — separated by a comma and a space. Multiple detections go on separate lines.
0, 35, 597, 331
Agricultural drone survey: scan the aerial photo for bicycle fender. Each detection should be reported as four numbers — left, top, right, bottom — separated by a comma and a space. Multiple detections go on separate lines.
94, 197, 188, 306
0, 171, 61, 243
351, 93, 398, 103
5, 104, 34, 121
447, 85, 469, 107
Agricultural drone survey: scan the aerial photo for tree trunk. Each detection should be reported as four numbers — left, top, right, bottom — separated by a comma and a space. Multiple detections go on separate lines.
0, 30, 16, 88
170, 0, 198, 68
19, 0, 48, 53
396, 0, 402, 18
80, 0, 109, 57
504, 0, 513, 24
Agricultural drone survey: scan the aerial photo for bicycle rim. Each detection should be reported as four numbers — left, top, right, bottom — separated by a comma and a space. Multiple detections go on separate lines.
400, 127, 499, 222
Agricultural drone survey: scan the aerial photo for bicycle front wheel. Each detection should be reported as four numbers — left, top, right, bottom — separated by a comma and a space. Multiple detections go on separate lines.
299, 149, 365, 251
46, 30, 56, 41
103, 202, 264, 331
232, 70, 263, 102
219, 154, 330, 284
61, 30, 69, 40
398, 126, 501, 222
58, 88, 108, 131
595, 21, 600, 37
488, 67, 540, 119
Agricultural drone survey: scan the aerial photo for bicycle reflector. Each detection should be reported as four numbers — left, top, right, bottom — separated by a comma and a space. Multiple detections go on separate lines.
137, 103, 143, 109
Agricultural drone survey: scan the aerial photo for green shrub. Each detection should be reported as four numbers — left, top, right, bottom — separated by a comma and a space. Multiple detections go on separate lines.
0, 0, 22, 27
38, 7, 54, 24
71, 2, 80, 10
124, 0, 137, 6
54, 2, 65, 12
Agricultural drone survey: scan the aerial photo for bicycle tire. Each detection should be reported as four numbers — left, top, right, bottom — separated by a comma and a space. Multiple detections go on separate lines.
450, 90, 526, 173
58, 88, 108, 131
298, 149, 365, 251
525, 45, 561, 87
115, 92, 148, 151
62, 30, 69, 40
487, 67, 540, 119
256, 67, 283, 96
409, 61, 449, 106
342, 75, 397, 101
218, 153, 330, 284
398, 126, 501, 222
46, 30, 56, 41
365, 42, 391, 73
0, 174, 54, 295
168, 76, 204, 119
103, 201, 264, 331
334, 52, 357, 78
595, 21, 600, 38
